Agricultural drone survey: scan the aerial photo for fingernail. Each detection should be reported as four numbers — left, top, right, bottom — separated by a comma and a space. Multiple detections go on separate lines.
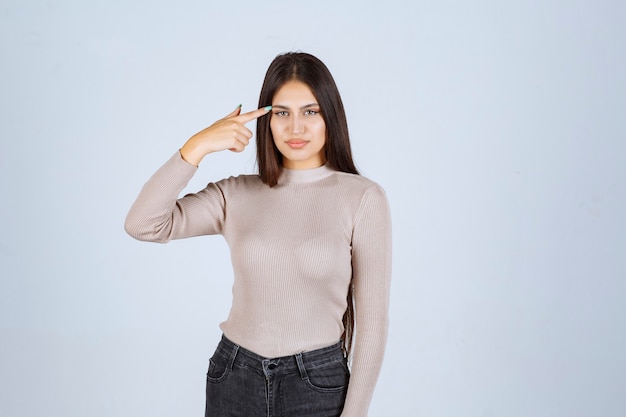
237, 104, 242, 108
264, 105, 272, 111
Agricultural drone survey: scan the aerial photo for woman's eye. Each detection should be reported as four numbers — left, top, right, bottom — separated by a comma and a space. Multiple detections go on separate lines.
304, 109, 319, 116
274, 111, 288, 117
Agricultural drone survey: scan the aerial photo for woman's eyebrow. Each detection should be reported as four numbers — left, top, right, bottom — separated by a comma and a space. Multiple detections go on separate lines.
271, 103, 319, 110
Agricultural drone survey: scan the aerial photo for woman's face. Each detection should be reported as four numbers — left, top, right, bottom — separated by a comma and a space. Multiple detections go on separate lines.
270, 80, 326, 169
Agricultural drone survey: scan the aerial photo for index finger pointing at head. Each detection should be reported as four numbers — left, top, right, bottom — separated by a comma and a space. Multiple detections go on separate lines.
236, 106, 272, 124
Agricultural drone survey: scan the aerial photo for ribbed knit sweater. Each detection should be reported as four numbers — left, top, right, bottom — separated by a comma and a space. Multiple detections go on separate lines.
124, 151, 392, 417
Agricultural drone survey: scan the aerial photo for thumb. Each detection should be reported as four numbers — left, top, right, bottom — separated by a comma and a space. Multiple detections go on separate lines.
224, 104, 242, 119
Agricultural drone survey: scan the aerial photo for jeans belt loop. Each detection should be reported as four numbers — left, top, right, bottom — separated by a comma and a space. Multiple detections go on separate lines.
227, 343, 239, 371
295, 352, 308, 380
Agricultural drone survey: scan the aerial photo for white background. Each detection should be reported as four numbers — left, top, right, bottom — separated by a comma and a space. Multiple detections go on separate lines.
1, 1, 625, 416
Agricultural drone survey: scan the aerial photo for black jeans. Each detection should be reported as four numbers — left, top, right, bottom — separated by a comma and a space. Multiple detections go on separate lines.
205, 335, 349, 417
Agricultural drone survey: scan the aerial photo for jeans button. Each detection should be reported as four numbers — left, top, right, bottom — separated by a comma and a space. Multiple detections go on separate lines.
268, 363, 278, 370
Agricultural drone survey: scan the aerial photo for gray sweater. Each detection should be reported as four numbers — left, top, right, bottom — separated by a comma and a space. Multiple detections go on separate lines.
125, 151, 392, 417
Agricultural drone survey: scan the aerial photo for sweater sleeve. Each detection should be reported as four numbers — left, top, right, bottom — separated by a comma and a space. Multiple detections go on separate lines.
341, 184, 392, 417
124, 151, 226, 243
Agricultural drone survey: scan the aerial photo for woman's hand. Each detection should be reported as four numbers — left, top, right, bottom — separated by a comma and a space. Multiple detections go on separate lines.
180, 105, 271, 166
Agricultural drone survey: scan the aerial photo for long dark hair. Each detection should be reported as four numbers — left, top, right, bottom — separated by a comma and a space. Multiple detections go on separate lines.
256, 52, 358, 358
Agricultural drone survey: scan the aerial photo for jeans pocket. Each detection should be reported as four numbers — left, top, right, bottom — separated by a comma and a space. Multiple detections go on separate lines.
303, 359, 350, 393
206, 353, 231, 383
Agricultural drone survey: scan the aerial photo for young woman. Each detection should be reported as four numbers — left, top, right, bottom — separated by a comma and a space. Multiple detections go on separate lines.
125, 52, 392, 417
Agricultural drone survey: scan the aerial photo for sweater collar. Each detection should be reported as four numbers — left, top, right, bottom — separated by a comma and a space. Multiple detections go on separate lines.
277, 163, 335, 184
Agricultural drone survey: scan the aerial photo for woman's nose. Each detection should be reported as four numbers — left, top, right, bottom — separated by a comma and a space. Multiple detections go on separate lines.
290, 115, 304, 134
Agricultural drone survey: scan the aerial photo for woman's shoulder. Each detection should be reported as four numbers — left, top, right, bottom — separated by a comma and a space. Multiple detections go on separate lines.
214, 173, 264, 190
332, 171, 387, 194
329, 172, 389, 213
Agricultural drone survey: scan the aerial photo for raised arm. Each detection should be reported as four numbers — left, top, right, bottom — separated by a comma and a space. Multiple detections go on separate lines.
124, 106, 271, 242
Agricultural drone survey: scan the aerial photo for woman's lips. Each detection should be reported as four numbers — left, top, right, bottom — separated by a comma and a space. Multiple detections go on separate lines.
286, 139, 308, 149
